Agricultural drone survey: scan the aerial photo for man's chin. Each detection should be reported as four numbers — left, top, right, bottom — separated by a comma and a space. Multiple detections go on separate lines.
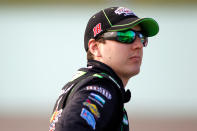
129, 68, 141, 78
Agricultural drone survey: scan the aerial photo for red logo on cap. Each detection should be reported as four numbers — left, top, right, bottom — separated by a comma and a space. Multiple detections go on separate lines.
93, 23, 102, 37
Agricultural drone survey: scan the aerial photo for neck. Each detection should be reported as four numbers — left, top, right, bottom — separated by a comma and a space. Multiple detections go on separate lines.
118, 75, 129, 88
92, 58, 130, 88
122, 79, 128, 88
88, 59, 125, 88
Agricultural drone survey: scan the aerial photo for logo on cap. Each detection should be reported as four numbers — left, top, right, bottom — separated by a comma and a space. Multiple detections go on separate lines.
93, 23, 102, 37
114, 7, 136, 16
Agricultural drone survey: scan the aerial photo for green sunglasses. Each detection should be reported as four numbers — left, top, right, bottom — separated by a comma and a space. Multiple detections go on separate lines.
100, 30, 148, 47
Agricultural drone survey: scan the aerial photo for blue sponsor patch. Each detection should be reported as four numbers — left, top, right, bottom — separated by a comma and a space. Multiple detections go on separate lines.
88, 96, 103, 108
90, 93, 105, 104
80, 108, 96, 130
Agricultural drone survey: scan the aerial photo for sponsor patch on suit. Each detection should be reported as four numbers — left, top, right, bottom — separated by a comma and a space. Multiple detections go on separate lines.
90, 93, 105, 104
88, 96, 103, 107
83, 100, 100, 118
80, 108, 96, 130
86, 86, 112, 100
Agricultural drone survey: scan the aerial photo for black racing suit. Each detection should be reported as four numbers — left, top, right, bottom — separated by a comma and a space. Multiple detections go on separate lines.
49, 60, 131, 131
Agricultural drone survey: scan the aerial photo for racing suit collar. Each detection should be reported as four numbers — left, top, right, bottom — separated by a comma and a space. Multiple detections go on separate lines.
87, 60, 131, 103
87, 59, 124, 89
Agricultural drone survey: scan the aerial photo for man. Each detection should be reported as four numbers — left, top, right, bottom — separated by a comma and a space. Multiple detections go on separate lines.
49, 7, 159, 131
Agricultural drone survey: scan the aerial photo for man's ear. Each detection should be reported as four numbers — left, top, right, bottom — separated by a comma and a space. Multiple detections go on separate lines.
88, 39, 101, 57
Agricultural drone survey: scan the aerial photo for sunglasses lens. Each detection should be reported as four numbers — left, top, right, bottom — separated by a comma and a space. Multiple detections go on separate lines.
139, 33, 148, 47
117, 31, 135, 43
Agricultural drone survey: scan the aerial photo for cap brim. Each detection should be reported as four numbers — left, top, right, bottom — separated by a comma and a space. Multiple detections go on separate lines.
107, 17, 159, 37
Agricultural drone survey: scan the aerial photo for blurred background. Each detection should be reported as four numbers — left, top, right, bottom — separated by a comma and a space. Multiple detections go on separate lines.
0, 0, 197, 131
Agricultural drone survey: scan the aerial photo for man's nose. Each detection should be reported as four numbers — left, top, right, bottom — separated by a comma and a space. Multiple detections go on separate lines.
131, 37, 143, 49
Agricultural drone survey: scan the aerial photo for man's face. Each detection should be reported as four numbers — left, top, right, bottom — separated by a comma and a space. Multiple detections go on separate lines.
98, 25, 144, 80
